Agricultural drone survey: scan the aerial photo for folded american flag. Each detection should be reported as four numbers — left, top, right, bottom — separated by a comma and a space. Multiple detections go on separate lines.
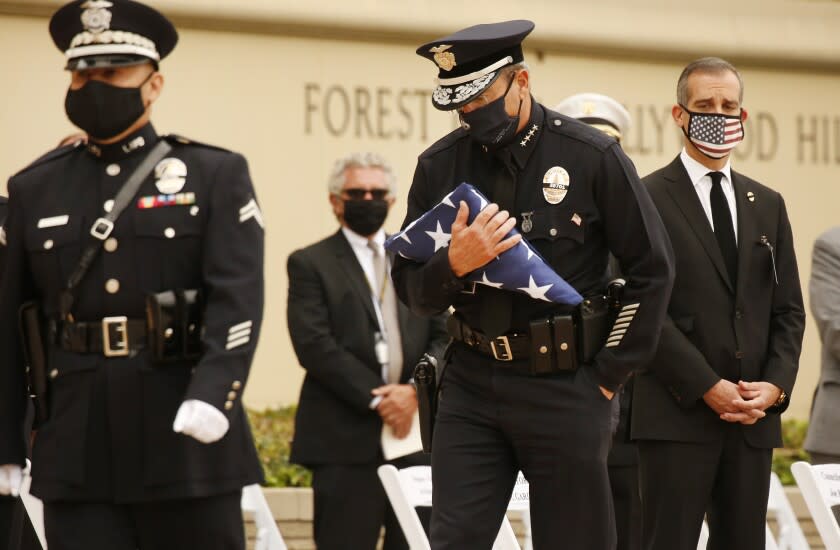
386, 183, 583, 305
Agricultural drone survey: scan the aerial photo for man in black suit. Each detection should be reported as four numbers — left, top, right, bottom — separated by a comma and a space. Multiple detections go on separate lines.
287, 152, 448, 550
632, 57, 805, 550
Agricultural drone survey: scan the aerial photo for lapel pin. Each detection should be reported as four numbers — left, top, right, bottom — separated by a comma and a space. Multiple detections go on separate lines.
747, 191, 755, 202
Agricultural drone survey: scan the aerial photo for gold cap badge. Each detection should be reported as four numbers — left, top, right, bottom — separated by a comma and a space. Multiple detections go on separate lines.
430, 44, 457, 72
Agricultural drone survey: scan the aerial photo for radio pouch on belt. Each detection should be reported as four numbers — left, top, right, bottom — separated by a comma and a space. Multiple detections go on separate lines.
19, 301, 50, 428
146, 289, 203, 363
577, 296, 610, 364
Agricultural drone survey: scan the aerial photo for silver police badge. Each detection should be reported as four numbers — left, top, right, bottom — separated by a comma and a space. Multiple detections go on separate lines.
80, 1, 113, 34
155, 158, 188, 194
542, 166, 570, 204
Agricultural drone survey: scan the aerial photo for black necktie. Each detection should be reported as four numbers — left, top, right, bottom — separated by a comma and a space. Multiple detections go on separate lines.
708, 171, 738, 286
480, 154, 516, 338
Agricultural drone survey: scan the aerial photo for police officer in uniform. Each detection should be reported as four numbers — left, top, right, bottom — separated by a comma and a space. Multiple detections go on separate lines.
1, 196, 43, 550
0, 1, 264, 549
392, 21, 675, 549
553, 93, 641, 550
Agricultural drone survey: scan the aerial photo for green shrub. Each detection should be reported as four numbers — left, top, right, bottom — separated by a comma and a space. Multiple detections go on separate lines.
247, 406, 312, 488
772, 418, 810, 485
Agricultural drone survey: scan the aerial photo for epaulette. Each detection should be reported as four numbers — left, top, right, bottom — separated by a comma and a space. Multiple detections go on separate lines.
10, 141, 82, 179
543, 109, 617, 152
420, 127, 469, 159
162, 134, 232, 153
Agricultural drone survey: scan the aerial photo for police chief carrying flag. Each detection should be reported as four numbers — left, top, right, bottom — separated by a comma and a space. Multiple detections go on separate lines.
0, 1, 264, 549
391, 21, 675, 549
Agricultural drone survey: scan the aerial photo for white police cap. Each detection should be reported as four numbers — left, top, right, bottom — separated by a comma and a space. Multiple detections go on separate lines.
552, 93, 631, 141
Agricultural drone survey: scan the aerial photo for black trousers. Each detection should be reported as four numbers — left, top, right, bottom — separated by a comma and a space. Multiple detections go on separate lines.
430, 345, 617, 550
0, 496, 43, 550
312, 453, 431, 550
638, 424, 772, 550
43, 491, 244, 550
608, 462, 641, 550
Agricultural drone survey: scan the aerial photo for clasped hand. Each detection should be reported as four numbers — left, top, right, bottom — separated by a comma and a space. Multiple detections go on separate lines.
448, 201, 521, 277
371, 384, 417, 439
703, 379, 782, 425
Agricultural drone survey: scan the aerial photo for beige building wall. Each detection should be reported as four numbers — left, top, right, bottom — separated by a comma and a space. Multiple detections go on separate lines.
1, 1, 840, 420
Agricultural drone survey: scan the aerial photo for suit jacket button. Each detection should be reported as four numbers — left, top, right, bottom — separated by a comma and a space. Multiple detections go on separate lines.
734, 309, 743, 320
735, 351, 744, 359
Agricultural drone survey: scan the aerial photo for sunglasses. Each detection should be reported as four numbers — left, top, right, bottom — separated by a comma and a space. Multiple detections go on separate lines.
342, 188, 389, 200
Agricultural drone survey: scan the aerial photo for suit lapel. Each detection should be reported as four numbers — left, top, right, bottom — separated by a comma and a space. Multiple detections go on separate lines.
330, 230, 378, 326
662, 156, 734, 294
732, 172, 757, 299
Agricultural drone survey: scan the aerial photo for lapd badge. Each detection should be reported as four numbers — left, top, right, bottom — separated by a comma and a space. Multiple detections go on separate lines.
80, 1, 113, 34
542, 166, 570, 204
154, 158, 188, 194
430, 45, 456, 71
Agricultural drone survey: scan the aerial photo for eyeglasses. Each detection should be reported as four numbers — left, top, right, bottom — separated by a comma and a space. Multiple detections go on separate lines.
342, 188, 389, 200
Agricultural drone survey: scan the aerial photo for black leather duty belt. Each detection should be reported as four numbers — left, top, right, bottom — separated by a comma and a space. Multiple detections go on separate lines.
446, 315, 531, 362
445, 295, 611, 370
57, 317, 147, 357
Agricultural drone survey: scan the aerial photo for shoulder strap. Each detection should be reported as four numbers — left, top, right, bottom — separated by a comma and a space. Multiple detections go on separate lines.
59, 140, 172, 320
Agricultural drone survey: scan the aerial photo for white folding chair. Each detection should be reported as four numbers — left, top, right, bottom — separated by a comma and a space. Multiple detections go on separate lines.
767, 471, 810, 550
240, 484, 288, 550
698, 519, 709, 550
507, 472, 532, 550
19, 460, 47, 549
377, 464, 521, 550
791, 461, 840, 549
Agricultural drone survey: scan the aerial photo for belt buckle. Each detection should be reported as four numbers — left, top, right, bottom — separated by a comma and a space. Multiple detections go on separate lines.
490, 336, 513, 362
90, 218, 115, 241
102, 316, 129, 357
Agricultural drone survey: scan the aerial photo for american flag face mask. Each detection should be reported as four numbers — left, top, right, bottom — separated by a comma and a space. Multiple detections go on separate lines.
680, 105, 745, 159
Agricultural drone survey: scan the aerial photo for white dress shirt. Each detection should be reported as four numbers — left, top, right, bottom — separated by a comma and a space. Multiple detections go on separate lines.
679, 148, 738, 244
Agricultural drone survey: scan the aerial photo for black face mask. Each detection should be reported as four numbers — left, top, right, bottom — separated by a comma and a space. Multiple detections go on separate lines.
343, 199, 389, 236
459, 74, 522, 150
65, 73, 153, 140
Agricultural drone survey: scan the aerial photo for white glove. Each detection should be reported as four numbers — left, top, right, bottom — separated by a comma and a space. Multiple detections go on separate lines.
0, 464, 23, 497
172, 399, 230, 444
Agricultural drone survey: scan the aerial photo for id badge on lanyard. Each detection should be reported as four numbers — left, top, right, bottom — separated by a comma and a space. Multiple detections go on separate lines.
375, 331, 389, 382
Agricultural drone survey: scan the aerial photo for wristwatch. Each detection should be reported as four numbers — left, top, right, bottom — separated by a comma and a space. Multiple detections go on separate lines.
773, 390, 787, 407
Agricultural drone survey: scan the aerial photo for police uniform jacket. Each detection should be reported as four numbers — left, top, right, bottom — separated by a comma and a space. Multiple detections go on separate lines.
631, 156, 805, 448
392, 102, 675, 391
0, 124, 264, 502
